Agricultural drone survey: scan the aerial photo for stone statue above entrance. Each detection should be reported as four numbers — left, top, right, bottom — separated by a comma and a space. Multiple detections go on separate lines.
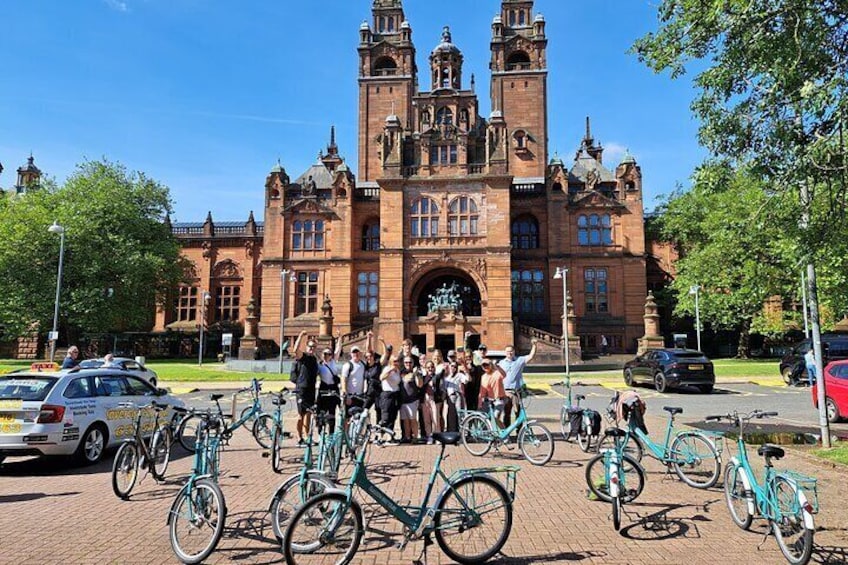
427, 281, 462, 312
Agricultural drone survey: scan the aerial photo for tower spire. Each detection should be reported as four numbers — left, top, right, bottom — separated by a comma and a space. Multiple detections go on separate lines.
327, 125, 339, 157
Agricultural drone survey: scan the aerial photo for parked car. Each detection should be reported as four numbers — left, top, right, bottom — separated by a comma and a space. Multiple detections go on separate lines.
77, 357, 158, 387
812, 360, 848, 423
779, 335, 848, 385
623, 349, 716, 393
0, 366, 184, 466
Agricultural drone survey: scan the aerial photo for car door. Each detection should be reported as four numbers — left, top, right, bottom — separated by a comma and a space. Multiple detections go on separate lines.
830, 364, 848, 417
125, 376, 161, 436
635, 351, 655, 382
94, 373, 135, 446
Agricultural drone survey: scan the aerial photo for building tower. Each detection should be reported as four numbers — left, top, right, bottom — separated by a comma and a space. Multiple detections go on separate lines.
358, 0, 417, 183
490, 0, 548, 179
15, 154, 41, 194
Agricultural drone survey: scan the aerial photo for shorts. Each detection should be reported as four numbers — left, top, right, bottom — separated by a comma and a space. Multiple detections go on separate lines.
400, 401, 419, 420
296, 389, 316, 416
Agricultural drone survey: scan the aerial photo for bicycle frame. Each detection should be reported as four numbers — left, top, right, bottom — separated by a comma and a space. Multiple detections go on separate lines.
625, 412, 721, 466
121, 403, 163, 462
167, 414, 223, 526
225, 379, 263, 432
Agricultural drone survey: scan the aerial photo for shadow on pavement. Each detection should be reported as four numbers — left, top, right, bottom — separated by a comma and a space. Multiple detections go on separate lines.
619, 502, 707, 541
0, 491, 80, 503
489, 550, 605, 563
813, 544, 848, 564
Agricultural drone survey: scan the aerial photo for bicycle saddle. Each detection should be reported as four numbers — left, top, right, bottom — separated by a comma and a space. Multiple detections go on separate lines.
347, 406, 364, 417
272, 397, 286, 406
432, 432, 461, 446
576, 394, 586, 401
604, 427, 627, 438
210, 394, 224, 401
757, 444, 785, 460
663, 406, 683, 416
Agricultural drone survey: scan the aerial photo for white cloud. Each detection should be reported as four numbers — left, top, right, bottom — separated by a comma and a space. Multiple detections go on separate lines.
103, 0, 129, 12
603, 141, 630, 165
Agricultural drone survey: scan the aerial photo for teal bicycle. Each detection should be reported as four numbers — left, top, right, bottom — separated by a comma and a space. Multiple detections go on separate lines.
585, 427, 646, 532
460, 394, 554, 465
554, 380, 600, 452
167, 405, 228, 564
177, 378, 267, 452
708, 410, 818, 565
282, 427, 519, 564
598, 396, 721, 488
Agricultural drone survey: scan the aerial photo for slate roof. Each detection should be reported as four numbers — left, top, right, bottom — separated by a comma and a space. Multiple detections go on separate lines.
568, 149, 616, 184
292, 162, 335, 190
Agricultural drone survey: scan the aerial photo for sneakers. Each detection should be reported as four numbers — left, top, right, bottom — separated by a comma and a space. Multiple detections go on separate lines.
426, 436, 434, 445
297, 438, 306, 446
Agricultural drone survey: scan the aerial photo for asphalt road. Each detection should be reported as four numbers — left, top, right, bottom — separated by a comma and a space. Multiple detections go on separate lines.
177, 381, 848, 440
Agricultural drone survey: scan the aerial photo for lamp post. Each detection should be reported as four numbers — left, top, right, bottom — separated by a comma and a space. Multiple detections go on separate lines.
198, 290, 211, 366
689, 284, 702, 352
48, 221, 66, 363
278, 269, 295, 374
553, 267, 570, 396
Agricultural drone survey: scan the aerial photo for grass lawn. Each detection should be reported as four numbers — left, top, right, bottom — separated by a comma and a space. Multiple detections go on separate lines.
812, 443, 848, 466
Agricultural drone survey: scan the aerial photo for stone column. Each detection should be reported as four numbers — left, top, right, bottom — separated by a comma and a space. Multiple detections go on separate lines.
638, 291, 665, 355
238, 298, 259, 360
565, 292, 582, 362
317, 296, 334, 352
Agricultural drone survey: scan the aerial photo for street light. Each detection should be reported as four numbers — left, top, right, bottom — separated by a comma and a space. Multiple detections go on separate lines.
198, 290, 211, 366
553, 267, 570, 393
48, 221, 66, 363
279, 268, 295, 374
689, 284, 702, 352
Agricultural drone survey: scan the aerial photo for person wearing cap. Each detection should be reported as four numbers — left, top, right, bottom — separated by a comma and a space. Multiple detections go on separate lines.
341, 344, 367, 414
500, 338, 539, 430
316, 335, 343, 433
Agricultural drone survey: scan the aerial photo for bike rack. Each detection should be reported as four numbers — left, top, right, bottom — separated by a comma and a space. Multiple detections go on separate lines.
776, 470, 820, 513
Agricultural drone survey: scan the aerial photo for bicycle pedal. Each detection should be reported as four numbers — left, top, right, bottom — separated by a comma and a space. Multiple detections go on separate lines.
283, 431, 292, 438
261, 452, 270, 458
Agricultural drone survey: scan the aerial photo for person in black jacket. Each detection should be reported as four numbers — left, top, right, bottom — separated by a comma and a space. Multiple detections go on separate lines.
292, 331, 320, 445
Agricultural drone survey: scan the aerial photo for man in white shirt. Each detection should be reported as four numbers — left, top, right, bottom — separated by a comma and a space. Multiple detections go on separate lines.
342, 346, 368, 413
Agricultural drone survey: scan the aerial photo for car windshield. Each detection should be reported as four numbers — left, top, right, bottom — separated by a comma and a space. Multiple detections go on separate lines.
78, 360, 105, 369
0, 376, 58, 401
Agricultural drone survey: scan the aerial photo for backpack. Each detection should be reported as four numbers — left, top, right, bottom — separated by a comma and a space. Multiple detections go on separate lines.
288, 360, 300, 384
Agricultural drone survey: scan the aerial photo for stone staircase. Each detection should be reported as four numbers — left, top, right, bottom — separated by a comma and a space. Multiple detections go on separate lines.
515, 323, 582, 366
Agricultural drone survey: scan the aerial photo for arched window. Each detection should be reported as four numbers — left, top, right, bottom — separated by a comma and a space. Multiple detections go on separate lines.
292, 219, 325, 250
584, 268, 609, 313
511, 270, 545, 314
506, 51, 531, 71
373, 56, 397, 76
448, 197, 479, 236
519, 10, 526, 25
436, 107, 453, 125
514, 130, 527, 148
511, 217, 539, 249
387, 17, 394, 32
362, 222, 380, 251
577, 214, 613, 246
411, 198, 439, 238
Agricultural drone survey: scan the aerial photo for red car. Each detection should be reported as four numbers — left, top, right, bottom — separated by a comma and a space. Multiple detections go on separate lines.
812, 360, 848, 422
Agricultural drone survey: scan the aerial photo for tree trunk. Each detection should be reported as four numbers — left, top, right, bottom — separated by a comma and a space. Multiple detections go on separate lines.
736, 320, 751, 359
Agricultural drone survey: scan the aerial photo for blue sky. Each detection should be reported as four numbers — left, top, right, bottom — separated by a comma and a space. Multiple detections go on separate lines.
0, 0, 705, 222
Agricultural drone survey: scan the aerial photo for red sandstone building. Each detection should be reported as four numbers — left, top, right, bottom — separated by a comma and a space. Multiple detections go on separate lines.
154, 0, 649, 359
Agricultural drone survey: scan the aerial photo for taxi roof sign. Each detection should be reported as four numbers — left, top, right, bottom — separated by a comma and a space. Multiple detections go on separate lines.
30, 362, 59, 372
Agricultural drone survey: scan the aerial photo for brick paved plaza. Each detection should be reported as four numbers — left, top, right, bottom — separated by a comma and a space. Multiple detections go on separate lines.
1, 414, 846, 564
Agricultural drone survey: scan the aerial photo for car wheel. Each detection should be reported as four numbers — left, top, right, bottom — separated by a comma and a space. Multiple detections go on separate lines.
76, 424, 108, 465
825, 398, 841, 423
624, 369, 634, 387
698, 384, 714, 394
781, 366, 793, 385
654, 372, 669, 393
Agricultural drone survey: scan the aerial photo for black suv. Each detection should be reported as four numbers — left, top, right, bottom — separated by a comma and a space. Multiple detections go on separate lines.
623, 349, 715, 393
779, 335, 848, 384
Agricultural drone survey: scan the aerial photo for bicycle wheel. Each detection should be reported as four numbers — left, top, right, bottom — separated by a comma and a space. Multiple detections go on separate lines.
772, 476, 814, 565
283, 491, 363, 564
577, 428, 591, 452
177, 414, 202, 453
723, 463, 753, 530
559, 405, 570, 439
111, 441, 139, 500
240, 406, 256, 431
271, 424, 286, 474
518, 423, 554, 465
434, 474, 513, 565
150, 426, 172, 480
169, 478, 226, 565
252, 414, 275, 448
460, 413, 493, 457
597, 432, 644, 463
270, 472, 336, 542
670, 432, 719, 488
585, 454, 645, 504
612, 495, 622, 531
345, 415, 368, 457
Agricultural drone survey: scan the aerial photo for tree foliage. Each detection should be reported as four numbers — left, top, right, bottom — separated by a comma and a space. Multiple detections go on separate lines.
0, 160, 185, 340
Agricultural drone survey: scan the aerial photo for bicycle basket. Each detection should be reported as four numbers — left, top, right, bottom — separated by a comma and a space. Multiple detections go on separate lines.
776, 470, 820, 513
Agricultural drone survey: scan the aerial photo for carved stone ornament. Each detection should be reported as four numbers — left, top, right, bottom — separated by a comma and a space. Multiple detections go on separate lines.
201, 241, 213, 259
585, 168, 600, 191
213, 259, 241, 279
244, 240, 256, 257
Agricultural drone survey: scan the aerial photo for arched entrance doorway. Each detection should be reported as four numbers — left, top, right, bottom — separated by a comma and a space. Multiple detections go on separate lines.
409, 268, 483, 355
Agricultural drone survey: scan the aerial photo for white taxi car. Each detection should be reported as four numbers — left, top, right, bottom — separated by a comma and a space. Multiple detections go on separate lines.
77, 357, 159, 387
0, 365, 185, 466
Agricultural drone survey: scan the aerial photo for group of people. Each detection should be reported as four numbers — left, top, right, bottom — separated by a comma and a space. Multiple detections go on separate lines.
288, 329, 539, 446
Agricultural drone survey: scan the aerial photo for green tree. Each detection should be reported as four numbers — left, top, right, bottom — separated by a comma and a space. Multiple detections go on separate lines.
657, 163, 798, 356
0, 160, 185, 341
